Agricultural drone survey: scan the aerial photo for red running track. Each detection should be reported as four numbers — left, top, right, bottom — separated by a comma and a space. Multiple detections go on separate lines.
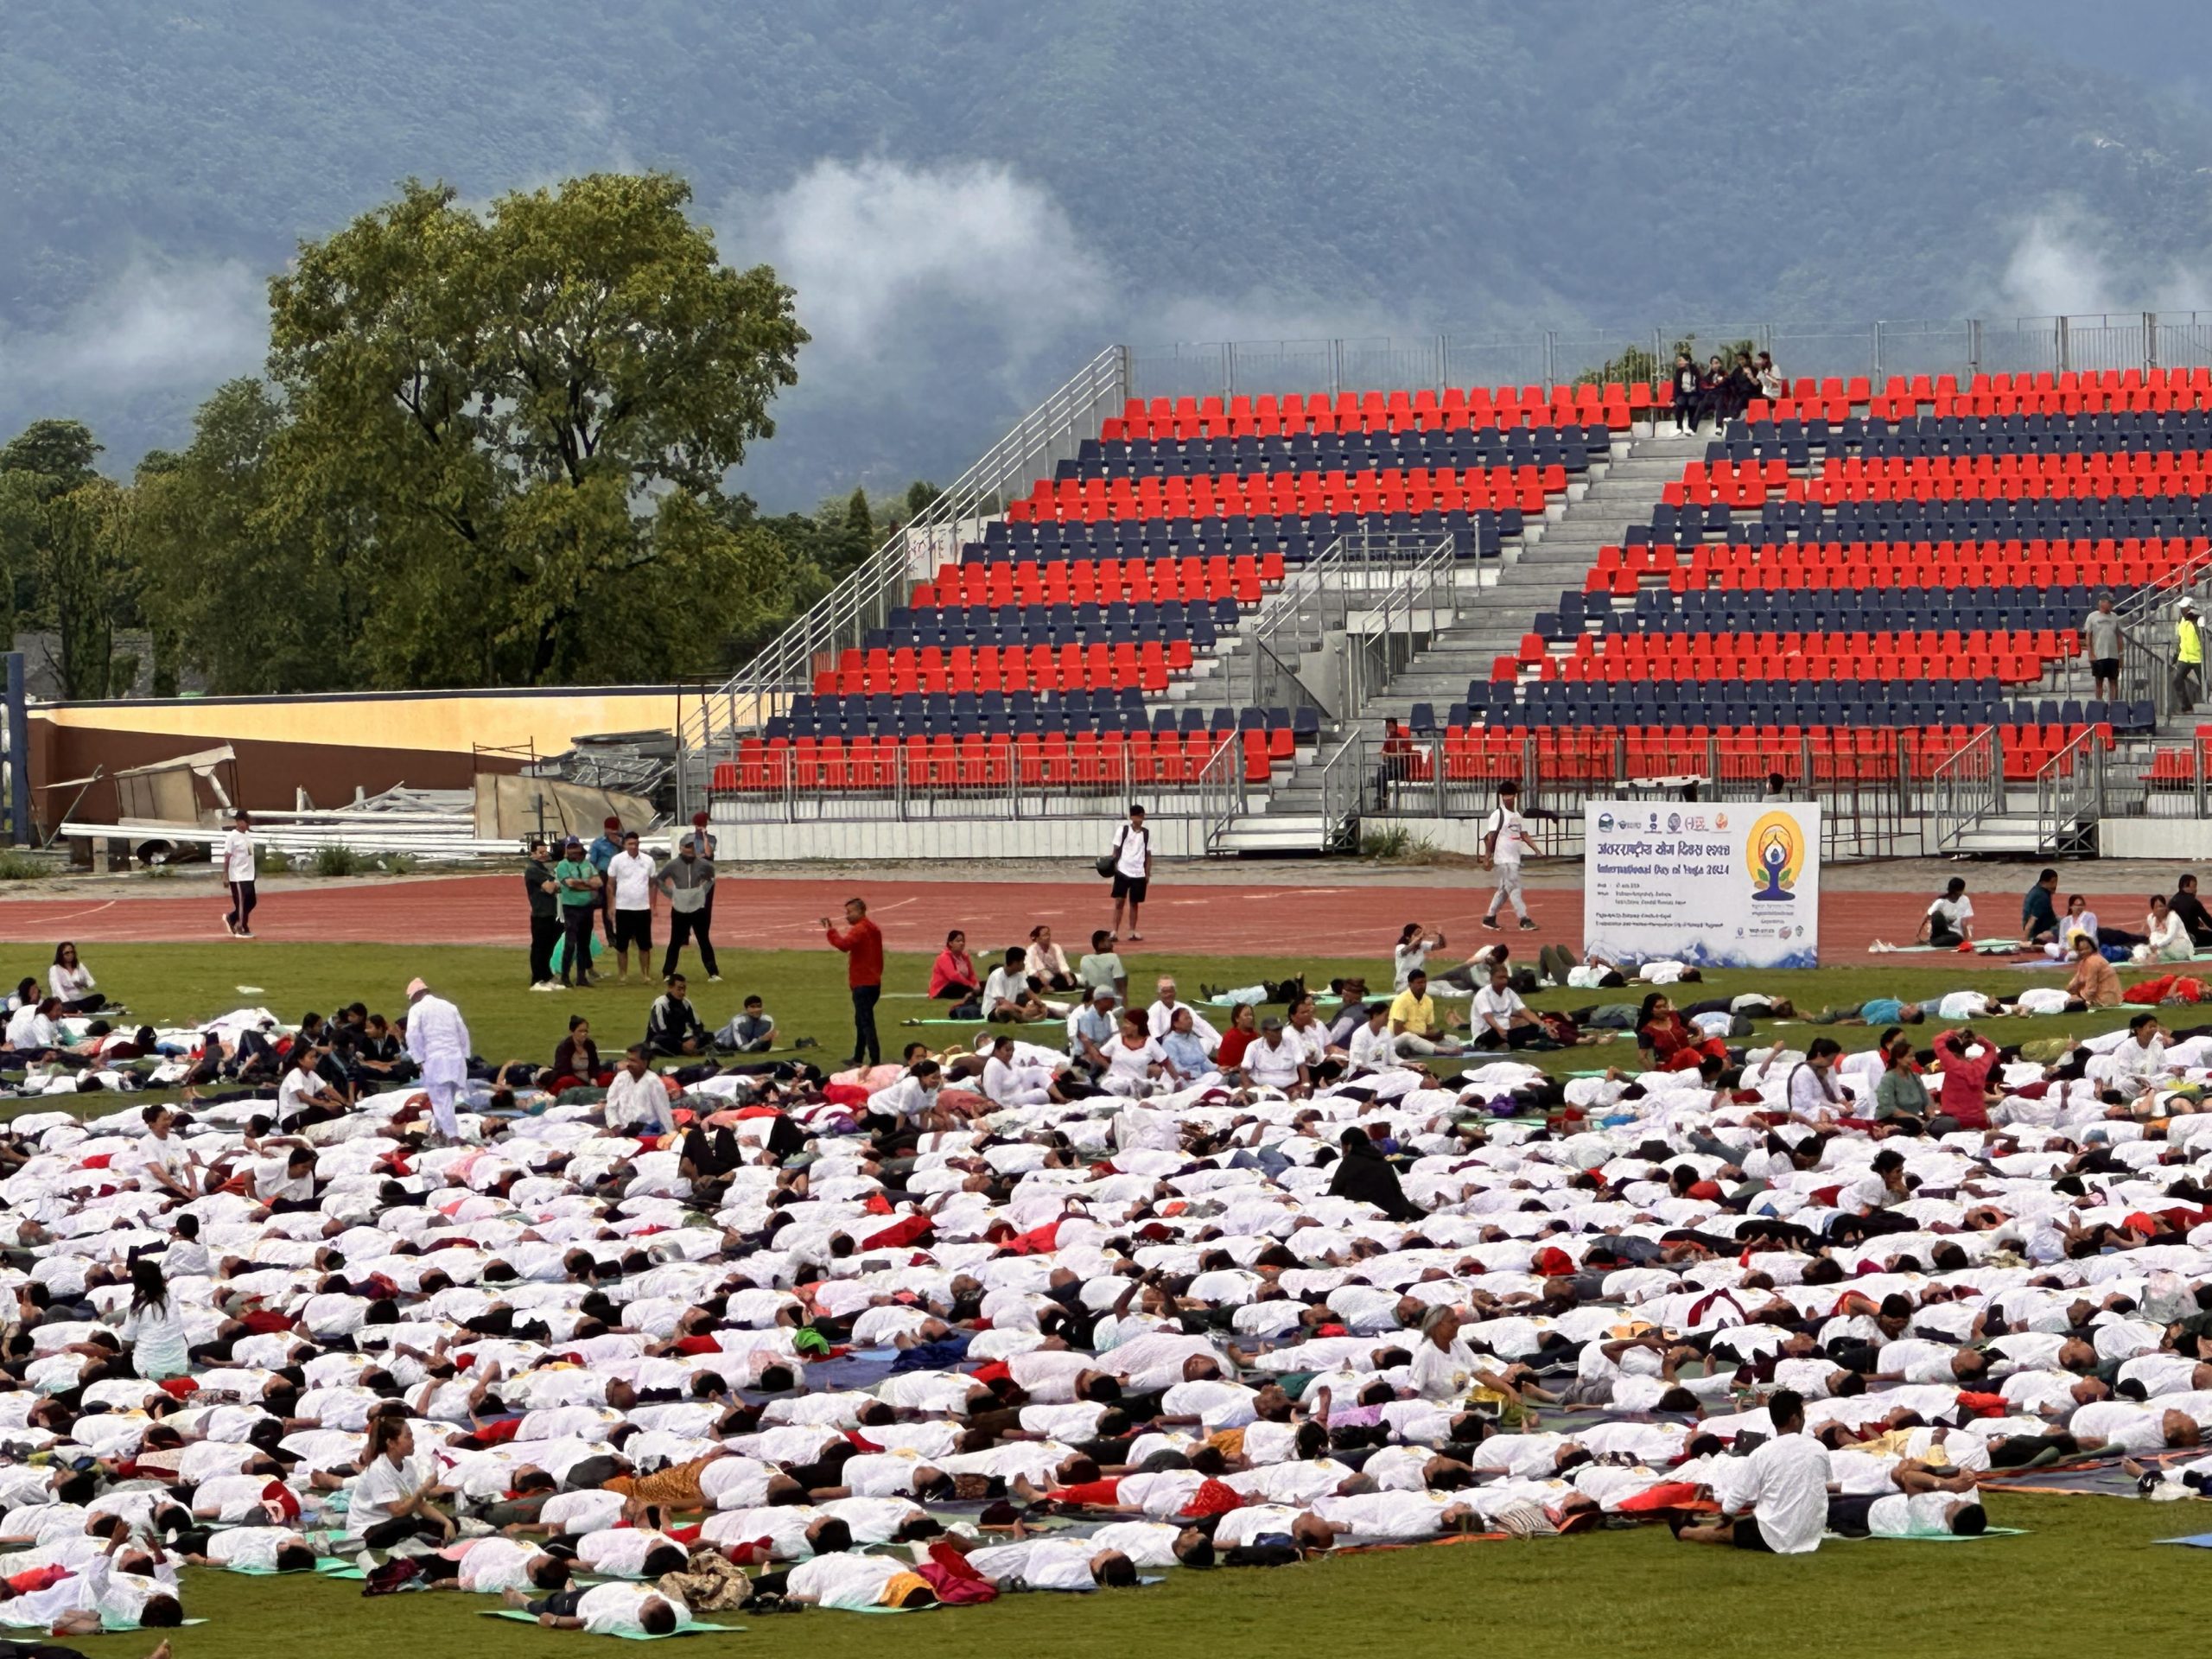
0, 874, 2127, 961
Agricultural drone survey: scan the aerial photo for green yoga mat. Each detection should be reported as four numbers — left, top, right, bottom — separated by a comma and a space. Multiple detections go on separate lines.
1828, 1527, 2028, 1541
482, 1610, 745, 1637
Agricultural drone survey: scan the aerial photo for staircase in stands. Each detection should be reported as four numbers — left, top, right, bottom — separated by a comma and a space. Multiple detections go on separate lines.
1207, 428, 1701, 849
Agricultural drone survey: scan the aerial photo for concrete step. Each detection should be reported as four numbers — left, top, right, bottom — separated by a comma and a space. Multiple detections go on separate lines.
1213, 816, 1330, 853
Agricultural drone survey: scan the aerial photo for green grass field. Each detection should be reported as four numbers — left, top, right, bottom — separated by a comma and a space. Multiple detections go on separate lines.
14, 938, 2196, 1655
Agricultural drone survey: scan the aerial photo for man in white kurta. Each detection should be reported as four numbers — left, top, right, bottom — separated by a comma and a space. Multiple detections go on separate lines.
404, 976, 471, 1141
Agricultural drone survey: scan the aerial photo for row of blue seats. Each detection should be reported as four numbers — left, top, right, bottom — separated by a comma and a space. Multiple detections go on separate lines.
1542, 588, 2097, 640
1411, 695, 2150, 734
1709, 410, 2212, 459
1059, 429, 1605, 480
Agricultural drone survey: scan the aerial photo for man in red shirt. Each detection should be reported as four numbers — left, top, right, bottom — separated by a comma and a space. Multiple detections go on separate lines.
1929, 1027, 1996, 1133
823, 896, 885, 1065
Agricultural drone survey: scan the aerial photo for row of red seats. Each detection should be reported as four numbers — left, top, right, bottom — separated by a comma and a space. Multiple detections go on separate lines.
1523, 649, 2053, 687
1585, 542, 2202, 594
916, 553, 1281, 608
815, 639, 1196, 697
1820, 451, 2212, 480
715, 729, 1286, 791
1551, 627, 2069, 661
1665, 459, 1792, 506
1012, 466, 1566, 521
1381, 722, 2011, 783
1106, 385, 1664, 442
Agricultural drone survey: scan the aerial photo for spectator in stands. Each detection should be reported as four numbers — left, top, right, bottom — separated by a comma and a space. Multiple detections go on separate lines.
2021, 868, 2062, 946
2176, 600, 2203, 714
1025, 925, 1077, 992
1671, 352, 1702, 435
2170, 874, 2212, 950
2083, 594, 2123, 706
1762, 772, 1790, 801
1757, 352, 1784, 403
929, 931, 981, 1002
1916, 877, 1974, 948
1723, 352, 1759, 425
1109, 805, 1152, 941
1698, 354, 1727, 430
823, 896, 884, 1065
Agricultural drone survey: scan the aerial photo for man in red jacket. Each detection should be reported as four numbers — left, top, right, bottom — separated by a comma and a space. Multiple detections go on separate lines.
823, 897, 885, 1066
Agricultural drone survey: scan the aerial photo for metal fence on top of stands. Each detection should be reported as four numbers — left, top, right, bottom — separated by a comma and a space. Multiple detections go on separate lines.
1128, 312, 2212, 404
1345, 729, 1912, 861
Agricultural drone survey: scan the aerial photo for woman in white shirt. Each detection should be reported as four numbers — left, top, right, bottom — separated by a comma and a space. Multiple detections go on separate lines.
2147, 895, 2196, 962
48, 943, 104, 1014
1024, 925, 1077, 991
1392, 924, 1444, 993
3, 996, 61, 1056
118, 1259, 189, 1382
347, 1415, 454, 1548
1917, 878, 1974, 947
1347, 1005, 1403, 1074
1102, 1015, 1166, 1097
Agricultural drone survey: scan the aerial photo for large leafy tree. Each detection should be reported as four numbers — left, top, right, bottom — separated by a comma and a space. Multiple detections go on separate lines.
0, 418, 139, 695
264, 171, 807, 686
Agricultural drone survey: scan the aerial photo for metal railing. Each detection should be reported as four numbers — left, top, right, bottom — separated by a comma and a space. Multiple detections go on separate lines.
1344, 728, 1911, 861
1241, 529, 1460, 719
683, 346, 1131, 761
2033, 728, 2105, 856
2092, 733, 2212, 824
713, 743, 1253, 825
1128, 312, 2212, 407
1933, 725, 2005, 853
1314, 731, 1366, 851
1193, 733, 1248, 855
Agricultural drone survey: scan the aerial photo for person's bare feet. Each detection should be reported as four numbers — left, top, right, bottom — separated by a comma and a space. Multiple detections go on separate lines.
146, 1644, 173, 1659
503, 1587, 533, 1609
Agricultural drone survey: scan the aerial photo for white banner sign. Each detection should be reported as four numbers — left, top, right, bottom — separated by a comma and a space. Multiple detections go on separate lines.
1583, 801, 1821, 969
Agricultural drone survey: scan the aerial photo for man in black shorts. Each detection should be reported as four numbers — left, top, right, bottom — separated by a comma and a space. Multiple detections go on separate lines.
2083, 592, 2122, 705
1109, 804, 1151, 941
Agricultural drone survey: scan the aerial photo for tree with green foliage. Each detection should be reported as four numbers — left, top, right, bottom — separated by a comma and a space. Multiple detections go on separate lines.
263, 171, 808, 687
0, 418, 143, 693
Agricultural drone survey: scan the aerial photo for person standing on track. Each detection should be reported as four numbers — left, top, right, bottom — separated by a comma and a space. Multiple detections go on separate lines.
657, 830, 717, 982
221, 809, 258, 938
604, 830, 657, 985
524, 840, 563, 990
552, 836, 602, 988
823, 896, 884, 1066
1481, 781, 1540, 932
1109, 804, 1152, 941
588, 817, 623, 946
404, 976, 471, 1145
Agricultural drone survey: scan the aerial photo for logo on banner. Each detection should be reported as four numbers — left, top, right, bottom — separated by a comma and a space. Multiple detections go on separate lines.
1748, 811, 1804, 903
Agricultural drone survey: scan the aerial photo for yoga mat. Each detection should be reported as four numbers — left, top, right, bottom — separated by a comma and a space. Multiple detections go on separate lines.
482, 1610, 745, 1637
1828, 1528, 2027, 1541
2156, 1533, 2212, 1547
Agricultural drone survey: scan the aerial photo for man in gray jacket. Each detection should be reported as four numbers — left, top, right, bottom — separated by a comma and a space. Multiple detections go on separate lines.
657, 832, 718, 982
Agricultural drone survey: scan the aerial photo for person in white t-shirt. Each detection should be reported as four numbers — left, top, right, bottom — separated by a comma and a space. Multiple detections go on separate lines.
1109, 805, 1152, 941
604, 830, 658, 984
1676, 1390, 1831, 1554
1481, 781, 1539, 932
1471, 963, 1543, 1050
1917, 877, 1974, 947
509, 1579, 689, 1634
1391, 924, 1446, 992
221, 808, 258, 938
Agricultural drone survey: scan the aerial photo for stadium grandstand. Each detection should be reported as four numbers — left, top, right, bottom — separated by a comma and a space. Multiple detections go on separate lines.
684, 321, 2212, 866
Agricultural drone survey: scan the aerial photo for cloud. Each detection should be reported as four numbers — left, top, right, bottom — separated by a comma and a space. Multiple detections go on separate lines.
0, 257, 267, 398
721, 157, 1111, 372
1992, 204, 2212, 315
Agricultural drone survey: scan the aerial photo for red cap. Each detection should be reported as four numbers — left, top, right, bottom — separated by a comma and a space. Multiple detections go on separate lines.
603, 817, 621, 830
692, 811, 710, 827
